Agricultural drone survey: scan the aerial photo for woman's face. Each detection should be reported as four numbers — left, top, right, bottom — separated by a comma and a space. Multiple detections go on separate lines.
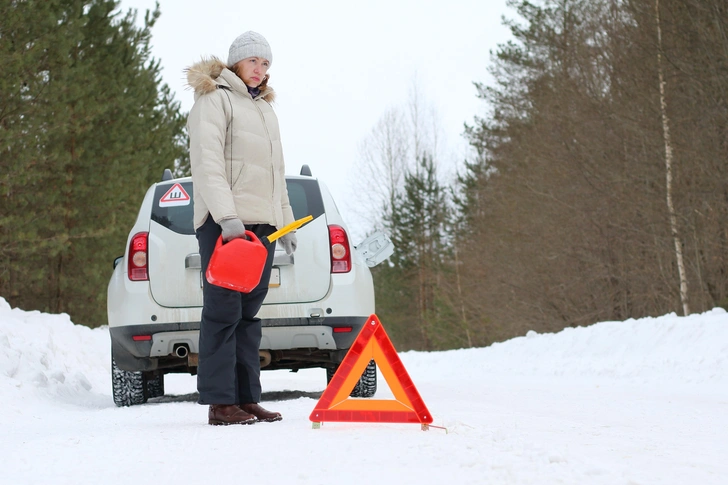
235, 57, 270, 88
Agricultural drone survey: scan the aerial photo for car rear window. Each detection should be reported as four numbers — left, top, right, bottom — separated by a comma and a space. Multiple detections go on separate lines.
151, 178, 325, 235
287, 179, 325, 222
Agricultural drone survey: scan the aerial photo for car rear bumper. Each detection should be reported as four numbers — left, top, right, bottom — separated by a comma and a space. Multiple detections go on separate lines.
109, 316, 369, 372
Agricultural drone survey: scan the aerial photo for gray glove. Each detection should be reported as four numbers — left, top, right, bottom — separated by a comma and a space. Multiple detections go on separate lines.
219, 218, 246, 242
280, 232, 297, 255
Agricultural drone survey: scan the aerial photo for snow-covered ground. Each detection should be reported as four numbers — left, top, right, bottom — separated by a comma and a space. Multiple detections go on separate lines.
1, 296, 726, 485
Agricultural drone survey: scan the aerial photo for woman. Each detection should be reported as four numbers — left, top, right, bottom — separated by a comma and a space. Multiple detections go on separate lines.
186, 31, 296, 426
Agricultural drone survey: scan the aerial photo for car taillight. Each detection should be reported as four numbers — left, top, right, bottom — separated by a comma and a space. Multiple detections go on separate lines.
328, 224, 351, 273
128, 232, 149, 281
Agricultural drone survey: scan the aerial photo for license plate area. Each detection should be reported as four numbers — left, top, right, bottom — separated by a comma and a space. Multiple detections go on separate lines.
200, 267, 280, 288
269, 267, 280, 288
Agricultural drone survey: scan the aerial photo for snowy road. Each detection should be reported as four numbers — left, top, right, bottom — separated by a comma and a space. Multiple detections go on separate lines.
1, 299, 726, 484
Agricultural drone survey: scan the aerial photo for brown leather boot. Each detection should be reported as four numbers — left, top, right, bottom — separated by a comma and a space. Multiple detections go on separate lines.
208, 404, 256, 426
240, 403, 283, 422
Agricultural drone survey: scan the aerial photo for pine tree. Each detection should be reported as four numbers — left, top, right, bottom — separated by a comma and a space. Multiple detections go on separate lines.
384, 154, 452, 350
0, 0, 188, 326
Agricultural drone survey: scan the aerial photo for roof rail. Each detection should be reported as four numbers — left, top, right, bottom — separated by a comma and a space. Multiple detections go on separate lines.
300, 165, 312, 176
161, 169, 173, 181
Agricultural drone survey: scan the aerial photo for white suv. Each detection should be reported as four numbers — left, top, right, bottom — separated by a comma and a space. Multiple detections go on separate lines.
107, 165, 393, 406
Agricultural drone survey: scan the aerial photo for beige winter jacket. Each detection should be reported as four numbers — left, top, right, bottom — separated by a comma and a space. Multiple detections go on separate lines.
186, 57, 294, 231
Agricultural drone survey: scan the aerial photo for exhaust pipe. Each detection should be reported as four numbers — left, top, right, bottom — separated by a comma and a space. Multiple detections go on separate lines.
259, 350, 272, 368
174, 344, 189, 358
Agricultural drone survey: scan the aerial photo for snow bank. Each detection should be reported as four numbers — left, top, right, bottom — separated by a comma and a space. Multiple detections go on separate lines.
2, 294, 727, 410
405, 308, 728, 388
0, 297, 110, 409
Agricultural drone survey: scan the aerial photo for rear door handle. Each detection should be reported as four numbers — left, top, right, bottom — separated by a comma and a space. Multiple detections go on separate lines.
273, 251, 294, 266
186, 252, 291, 269
185, 254, 201, 269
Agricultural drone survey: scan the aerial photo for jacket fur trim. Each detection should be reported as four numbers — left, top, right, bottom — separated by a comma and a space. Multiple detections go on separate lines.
185, 56, 275, 103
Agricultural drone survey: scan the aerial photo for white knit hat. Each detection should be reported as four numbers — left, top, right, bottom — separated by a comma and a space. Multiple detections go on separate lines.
227, 31, 272, 67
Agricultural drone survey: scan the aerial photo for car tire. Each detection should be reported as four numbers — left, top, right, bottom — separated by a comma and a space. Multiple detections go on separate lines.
327, 359, 377, 398
145, 372, 165, 399
112, 357, 148, 407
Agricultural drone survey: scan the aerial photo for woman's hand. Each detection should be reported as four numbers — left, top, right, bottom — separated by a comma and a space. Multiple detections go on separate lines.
220, 218, 247, 242
280, 233, 297, 255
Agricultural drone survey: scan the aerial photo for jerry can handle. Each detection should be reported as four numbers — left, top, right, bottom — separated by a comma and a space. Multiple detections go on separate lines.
215, 230, 260, 247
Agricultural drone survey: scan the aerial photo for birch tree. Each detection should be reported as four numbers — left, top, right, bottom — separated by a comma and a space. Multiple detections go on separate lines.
655, 0, 689, 315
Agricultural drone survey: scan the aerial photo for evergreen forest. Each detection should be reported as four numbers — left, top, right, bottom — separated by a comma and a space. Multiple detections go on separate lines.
0, 0, 188, 326
2, 0, 727, 354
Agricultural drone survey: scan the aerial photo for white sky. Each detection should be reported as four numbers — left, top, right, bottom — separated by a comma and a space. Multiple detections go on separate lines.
2, 296, 727, 483
117, 0, 512, 238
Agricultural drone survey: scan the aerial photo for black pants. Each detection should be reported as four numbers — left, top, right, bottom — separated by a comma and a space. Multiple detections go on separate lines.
196, 216, 276, 405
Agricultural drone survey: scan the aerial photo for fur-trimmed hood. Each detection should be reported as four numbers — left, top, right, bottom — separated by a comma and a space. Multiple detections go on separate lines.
185, 56, 275, 103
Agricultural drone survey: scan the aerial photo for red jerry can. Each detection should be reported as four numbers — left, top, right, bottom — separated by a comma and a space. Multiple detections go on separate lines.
205, 231, 268, 293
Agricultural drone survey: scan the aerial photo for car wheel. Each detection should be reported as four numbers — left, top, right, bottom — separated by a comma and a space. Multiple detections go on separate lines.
112, 357, 148, 407
145, 372, 165, 399
327, 359, 377, 398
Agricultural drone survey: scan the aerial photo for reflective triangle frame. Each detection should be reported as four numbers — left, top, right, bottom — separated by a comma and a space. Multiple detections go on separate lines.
309, 314, 433, 426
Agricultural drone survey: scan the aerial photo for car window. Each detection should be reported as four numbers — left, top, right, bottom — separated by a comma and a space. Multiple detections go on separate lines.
151, 181, 195, 235
286, 179, 324, 221
151, 179, 325, 235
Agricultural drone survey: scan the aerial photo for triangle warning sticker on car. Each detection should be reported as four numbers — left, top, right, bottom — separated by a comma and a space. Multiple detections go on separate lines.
159, 183, 190, 207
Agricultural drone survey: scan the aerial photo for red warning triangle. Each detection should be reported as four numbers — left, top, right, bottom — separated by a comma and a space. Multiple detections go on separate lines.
159, 183, 190, 207
309, 314, 433, 425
